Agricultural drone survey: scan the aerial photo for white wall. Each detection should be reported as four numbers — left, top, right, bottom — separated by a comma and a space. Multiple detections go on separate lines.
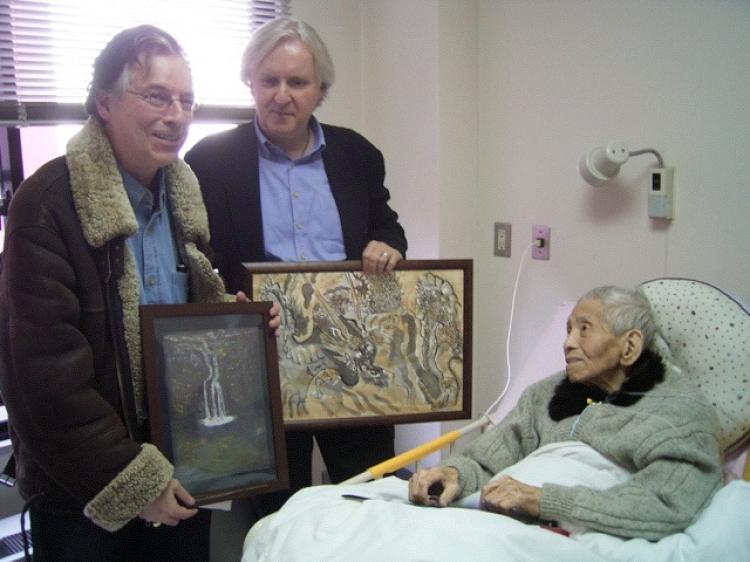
293, 0, 364, 131
473, 0, 750, 419
359, 0, 441, 259
296, 0, 750, 455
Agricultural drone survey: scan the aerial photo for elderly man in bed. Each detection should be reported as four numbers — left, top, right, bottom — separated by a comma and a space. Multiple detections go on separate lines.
409, 286, 724, 540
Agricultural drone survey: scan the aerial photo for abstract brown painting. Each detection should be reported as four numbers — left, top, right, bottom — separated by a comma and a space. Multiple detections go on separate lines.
243, 260, 472, 428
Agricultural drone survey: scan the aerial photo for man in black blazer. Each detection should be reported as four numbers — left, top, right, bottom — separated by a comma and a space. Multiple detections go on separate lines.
185, 17, 407, 513
186, 121, 407, 294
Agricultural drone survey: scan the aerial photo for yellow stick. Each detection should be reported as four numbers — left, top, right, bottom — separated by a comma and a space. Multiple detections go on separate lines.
341, 416, 491, 485
369, 430, 463, 478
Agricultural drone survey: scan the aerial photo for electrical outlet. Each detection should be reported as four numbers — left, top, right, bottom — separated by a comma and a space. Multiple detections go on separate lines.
494, 222, 511, 257
532, 224, 550, 260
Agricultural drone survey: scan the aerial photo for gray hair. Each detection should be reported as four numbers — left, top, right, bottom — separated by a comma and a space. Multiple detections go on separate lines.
580, 286, 657, 348
240, 17, 335, 98
85, 25, 186, 119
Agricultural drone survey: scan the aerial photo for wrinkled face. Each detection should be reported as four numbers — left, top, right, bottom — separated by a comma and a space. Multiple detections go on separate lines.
564, 298, 627, 390
96, 54, 193, 187
250, 39, 325, 149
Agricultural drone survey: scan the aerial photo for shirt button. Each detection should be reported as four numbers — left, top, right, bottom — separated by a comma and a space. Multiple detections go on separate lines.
299, 253, 308, 260
292, 191, 300, 199
295, 223, 304, 230
147, 276, 157, 287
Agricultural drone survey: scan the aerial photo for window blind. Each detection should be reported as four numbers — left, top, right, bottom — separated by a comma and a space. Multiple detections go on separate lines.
0, 0, 290, 124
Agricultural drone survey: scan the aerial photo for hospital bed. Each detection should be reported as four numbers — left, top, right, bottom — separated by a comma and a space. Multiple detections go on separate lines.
242, 278, 750, 562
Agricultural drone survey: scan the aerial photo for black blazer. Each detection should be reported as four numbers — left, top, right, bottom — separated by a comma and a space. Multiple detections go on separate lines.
185, 121, 408, 292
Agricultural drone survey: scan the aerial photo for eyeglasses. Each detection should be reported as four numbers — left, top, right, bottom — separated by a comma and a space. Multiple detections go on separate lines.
126, 89, 198, 113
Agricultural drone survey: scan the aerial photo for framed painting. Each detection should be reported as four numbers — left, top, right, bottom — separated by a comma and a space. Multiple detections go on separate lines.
140, 302, 288, 505
242, 259, 473, 429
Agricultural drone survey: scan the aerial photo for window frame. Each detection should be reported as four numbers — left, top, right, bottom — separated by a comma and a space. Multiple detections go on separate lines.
0, 0, 290, 125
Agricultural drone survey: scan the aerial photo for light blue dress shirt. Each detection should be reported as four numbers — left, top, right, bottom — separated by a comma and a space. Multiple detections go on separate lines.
255, 117, 346, 262
121, 168, 188, 305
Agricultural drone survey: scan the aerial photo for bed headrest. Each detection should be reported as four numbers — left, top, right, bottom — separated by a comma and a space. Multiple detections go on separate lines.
639, 278, 750, 454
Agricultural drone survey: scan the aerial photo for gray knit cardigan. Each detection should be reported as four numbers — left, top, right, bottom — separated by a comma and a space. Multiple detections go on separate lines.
442, 369, 723, 540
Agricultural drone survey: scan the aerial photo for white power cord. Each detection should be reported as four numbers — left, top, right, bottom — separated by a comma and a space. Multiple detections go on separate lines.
480, 241, 536, 428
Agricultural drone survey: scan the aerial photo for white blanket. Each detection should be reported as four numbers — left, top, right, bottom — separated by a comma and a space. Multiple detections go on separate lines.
243, 442, 750, 562
453, 441, 631, 535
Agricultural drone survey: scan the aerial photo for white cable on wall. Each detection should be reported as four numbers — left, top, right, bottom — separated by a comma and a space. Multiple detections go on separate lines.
480, 241, 536, 426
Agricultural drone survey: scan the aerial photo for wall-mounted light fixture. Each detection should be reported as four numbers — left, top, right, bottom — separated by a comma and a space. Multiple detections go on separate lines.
578, 141, 675, 220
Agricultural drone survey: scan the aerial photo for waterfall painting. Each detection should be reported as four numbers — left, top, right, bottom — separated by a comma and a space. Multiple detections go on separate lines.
140, 302, 288, 505
243, 260, 473, 429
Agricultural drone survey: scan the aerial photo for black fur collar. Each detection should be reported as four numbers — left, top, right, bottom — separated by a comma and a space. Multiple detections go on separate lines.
548, 348, 665, 421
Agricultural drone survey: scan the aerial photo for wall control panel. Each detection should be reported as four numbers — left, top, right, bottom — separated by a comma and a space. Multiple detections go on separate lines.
648, 167, 674, 220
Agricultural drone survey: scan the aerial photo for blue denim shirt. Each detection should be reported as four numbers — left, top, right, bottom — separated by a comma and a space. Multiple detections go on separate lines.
122, 168, 188, 305
255, 116, 346, 262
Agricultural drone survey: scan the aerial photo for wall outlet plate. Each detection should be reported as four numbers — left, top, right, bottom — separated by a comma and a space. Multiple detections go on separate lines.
532, 224, 550, 260
494, 222, 511, 257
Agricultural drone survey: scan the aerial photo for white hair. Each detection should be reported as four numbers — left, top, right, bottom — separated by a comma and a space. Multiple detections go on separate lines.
580, 286, 657, 348
240, 17, 334, 99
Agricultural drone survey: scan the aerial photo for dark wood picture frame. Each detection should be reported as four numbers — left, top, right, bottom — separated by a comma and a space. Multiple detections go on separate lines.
140, 302, 288, 505
242, 259, 473, 429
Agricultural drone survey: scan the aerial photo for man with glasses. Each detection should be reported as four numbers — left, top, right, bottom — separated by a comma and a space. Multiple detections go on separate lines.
0, 25, 277, 561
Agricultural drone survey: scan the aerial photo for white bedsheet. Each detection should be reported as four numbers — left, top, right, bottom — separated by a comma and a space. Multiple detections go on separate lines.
242, 442, 750, 562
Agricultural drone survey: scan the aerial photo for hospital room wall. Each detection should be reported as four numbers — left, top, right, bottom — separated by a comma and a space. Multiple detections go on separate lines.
472, 0, 750, 431
297, 0, 750, 456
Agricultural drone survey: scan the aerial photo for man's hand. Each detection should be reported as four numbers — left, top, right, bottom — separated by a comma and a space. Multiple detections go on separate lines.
139, 479, 198, 527
479, 475, 542, 518
362, 241, 403, 274
235, 291, 281, 337
408, 467, 460, 507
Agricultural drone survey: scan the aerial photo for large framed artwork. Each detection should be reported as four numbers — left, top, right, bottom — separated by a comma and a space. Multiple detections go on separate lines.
140, 302, 288, 505
242, 259, 473, 429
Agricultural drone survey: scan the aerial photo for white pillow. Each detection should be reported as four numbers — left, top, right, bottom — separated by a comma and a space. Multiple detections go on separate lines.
640, 278, 750, 454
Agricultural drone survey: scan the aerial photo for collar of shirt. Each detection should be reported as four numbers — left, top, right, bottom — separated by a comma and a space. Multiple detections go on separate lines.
254, 115, 326, 163
121, 166, 167, 218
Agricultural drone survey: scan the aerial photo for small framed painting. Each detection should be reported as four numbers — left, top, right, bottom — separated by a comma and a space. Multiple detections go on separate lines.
140, 301, 288, 505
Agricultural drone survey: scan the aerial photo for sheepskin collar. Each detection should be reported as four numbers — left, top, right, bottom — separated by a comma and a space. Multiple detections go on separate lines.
548, 348, 666, 421
63, 118, 225, 426
65, 118, 210, 248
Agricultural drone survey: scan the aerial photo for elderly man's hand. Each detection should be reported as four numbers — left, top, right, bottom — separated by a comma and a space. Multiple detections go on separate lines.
235, 291, 281, 337
362, 241, 402, 274
408, 467, 460, 507
479, 475, 542, 519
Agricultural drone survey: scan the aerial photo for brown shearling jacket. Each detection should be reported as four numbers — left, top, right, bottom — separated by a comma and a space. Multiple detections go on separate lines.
0, 119, 226, 531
